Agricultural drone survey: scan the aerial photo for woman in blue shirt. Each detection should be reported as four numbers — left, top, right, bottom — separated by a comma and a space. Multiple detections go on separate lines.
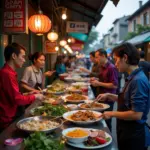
95, 43, 150, 150
55, 55, 67, 76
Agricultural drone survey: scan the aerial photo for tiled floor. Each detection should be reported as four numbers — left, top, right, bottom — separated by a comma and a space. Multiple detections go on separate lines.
111, 102, 150, 150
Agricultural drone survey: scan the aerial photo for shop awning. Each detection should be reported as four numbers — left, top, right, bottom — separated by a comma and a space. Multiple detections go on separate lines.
127, 31, 150, 44
144, 36, 150, 42
68, 32, 88, 42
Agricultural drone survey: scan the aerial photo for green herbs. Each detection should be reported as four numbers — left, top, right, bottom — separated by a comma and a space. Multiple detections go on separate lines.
32, 104, 67, 117
24, 132, 64, 150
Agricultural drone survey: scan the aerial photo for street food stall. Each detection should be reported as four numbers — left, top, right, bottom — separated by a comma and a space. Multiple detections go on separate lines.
0, 70, 118, 150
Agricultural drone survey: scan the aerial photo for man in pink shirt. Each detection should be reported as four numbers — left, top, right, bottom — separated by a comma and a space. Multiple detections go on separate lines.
0, 43, 44, 131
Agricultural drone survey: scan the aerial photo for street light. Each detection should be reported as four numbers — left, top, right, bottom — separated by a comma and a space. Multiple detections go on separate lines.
61, 8, 67, 20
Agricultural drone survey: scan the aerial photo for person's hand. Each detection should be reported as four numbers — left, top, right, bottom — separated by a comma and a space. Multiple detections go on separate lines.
102, 111, 113, 120
34, 94, 45, 101
30, 90, 41, 94
90, 77, 99, 82
96, 93, 109, 102
44, 70, 55, 77
80, 67, 89, 73
90, 80, 100, 87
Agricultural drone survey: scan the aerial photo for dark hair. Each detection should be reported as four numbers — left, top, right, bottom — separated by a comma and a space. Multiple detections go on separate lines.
139, 51, 145, 58
112, 42, 140, 65
96, 49, 107, 58
55, 55, 63, 66
29, 52, 45, 64
90, 51, 95, 57
4, 42, 26, 61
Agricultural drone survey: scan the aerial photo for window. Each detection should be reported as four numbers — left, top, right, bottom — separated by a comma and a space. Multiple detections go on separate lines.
133, 19, 136, 32
143, 12, 149, 25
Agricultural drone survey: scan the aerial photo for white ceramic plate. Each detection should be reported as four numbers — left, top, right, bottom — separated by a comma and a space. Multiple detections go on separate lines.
78, 102, 110, 112
73, 77, 90, 82
66, 86, 81, 93
66, 128, 112, 149
72, 82, 90, 86
62, 94, 88, 103
63, 110, 102, 125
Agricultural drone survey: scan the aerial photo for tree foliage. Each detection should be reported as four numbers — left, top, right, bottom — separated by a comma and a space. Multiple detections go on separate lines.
125, 24, 150, 40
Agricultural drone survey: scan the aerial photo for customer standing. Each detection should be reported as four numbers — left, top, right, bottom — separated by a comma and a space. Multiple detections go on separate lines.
90, 49, 118, 130
95, 43, 150, 150
0, 43, 44, 131
139, 51, 150, 80
55, 55, 67, 76
21, 52, 55, 93
80, 51, 100, 96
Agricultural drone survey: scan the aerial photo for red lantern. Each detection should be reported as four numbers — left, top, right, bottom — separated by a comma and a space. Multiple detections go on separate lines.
28, 14, 51, 35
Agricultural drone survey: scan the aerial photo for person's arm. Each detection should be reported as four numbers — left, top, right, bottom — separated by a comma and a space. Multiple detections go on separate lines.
91, 80, 117, 89
104, 78, 148, 121
96, 93, 118, 102
21, 67, 39, 92
104, 110, 143, 120
20, 82, 39, 92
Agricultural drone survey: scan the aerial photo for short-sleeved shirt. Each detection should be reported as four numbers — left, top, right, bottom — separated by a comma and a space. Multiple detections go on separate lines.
21, 65, 42, 88
56, 64, 66, 76
123, 68, 150, 146
98, 61, 118, 94
123, 68, 150, 122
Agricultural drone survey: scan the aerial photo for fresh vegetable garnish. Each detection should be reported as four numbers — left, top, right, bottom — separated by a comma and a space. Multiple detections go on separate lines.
95, 137, 107, 144
24, 132, 64, 150
32, 104, 67, 117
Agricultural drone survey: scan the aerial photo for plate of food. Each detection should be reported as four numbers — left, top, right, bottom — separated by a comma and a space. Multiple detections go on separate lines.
73, 77, 90, 82
78, 102, 110, 111
66, 86, 81, 93
16, 116, 63, 133
46, 83, 66, 94
66, 128, 112, 149
30, 104, 67, 117
43, 94, 62, 105
62, 93, 88, 103
72, 82, 90, 87
63, 110, 102, 125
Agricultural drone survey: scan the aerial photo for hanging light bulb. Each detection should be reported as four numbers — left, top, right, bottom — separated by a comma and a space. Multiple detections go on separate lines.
62, 8, 67, 20
55, 46, 59, 51
47, 31, 58, 42
67, 38, 71, 43
76, 51, 79, 55
59, 40, 67, 46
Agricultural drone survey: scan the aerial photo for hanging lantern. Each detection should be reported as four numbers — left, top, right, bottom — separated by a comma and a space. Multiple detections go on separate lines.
59, 40, 67, 46
28, 12, 51, 36
47, 31, 58, 42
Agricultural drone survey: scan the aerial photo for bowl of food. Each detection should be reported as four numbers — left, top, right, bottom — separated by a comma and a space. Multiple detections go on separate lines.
16, 116, 62, 133
62, 128, 90, 144
59, 73, 69, 80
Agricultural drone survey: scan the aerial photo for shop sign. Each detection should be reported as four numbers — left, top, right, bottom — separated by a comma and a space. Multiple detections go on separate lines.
44, 40, 57, 53
3, 0, 28, 34
66, 21, 88, 33
70, 43, 84, 51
